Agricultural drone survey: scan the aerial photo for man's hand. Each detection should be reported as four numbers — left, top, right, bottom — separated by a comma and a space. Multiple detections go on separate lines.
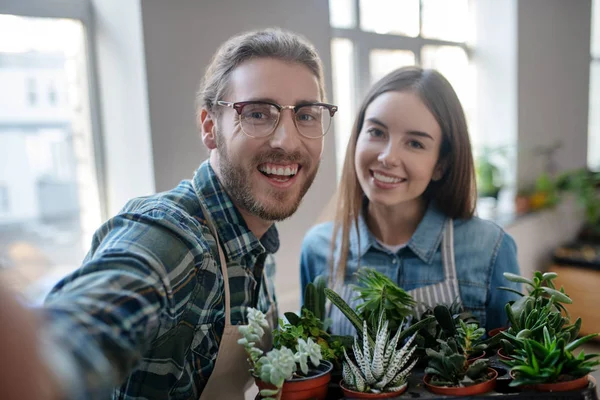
0, 284, 62, 400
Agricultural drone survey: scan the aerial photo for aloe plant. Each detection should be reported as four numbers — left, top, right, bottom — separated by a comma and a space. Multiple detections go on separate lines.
425, 337, 491, 387
342, 314, 419, 393
325, 287, 434, 348
503, 326, 600, 387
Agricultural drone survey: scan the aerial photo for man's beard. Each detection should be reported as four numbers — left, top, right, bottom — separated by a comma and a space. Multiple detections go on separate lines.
215, 135, 319, 221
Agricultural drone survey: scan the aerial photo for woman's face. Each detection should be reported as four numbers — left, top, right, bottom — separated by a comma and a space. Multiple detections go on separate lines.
354, 90, 444, 209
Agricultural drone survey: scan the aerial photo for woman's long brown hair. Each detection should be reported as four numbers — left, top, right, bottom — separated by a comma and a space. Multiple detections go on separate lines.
330, 66, 477, 284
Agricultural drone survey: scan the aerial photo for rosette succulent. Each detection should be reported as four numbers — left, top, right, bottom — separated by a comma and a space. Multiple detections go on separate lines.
238, 308, 324, 400
342, 316, 419, 393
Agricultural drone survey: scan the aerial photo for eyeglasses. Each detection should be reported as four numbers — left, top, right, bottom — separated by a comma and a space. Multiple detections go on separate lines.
216, 100, 338, 139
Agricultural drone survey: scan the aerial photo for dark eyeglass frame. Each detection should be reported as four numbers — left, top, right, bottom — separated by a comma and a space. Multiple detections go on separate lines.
216, 100, 338, 139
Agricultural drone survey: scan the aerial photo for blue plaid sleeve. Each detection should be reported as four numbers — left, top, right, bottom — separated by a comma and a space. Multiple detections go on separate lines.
42, 205, 205, 399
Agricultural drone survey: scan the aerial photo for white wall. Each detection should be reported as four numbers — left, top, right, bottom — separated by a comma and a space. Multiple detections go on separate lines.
92, 0, 156, 215
137, 0, 337, 311
517, 0, 592, 186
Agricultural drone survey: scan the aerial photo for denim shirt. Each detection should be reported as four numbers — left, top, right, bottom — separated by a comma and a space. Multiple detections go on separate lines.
300, 203, 521, 332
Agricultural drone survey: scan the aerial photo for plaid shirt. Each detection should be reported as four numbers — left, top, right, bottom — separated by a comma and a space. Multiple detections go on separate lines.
42, 161, 279, 400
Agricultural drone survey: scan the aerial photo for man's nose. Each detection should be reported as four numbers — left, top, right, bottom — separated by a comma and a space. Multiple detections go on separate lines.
269, 110, 302, 151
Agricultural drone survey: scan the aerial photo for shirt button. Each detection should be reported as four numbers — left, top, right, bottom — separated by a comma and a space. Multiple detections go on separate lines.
392, 259, 397, 264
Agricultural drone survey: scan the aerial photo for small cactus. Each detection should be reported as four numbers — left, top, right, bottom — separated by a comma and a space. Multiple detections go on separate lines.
342, 314, 418, 393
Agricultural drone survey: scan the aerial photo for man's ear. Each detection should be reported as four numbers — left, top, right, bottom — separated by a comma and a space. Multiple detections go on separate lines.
432, 158, 447, 181
199, 108, 217, 150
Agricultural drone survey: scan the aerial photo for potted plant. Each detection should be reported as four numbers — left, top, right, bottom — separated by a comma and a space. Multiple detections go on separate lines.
340, 315, 419, 398
423, 337, 498, 396
413, 303, 486, 365
556, 168, 600, 243
238, 308, 333, 400
351, 268, 416, 334
476, 146, 504, 200
503, 326, 600, 392
498, 271, 577, 359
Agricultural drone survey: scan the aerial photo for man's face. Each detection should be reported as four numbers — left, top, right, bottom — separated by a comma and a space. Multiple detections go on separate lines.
208, 58, 324, 222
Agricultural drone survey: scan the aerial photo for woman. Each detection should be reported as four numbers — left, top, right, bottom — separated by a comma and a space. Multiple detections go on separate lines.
300, 66, 520, 335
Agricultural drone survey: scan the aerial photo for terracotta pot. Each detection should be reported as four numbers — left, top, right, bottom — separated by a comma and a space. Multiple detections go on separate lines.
339, 380, 407, 398
424, 368, 498, 396
467, 351, 486, 365
509, 370, 590, 392
488, 327, 508, 337
256, 360, 333, 400
497, 348, 513, 361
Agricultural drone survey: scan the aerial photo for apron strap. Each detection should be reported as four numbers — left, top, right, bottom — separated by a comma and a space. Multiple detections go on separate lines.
192, 179, 232, 326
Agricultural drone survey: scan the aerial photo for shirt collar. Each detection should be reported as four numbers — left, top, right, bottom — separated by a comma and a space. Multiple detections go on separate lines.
350, 199, 447, 264
192, 161, 280, 260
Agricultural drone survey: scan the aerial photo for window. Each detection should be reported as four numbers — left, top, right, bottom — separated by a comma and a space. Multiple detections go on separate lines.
589, 0, 600, 171
27, 77, 37, 106
0, 10, 103, 303
0, 185, 9, 213
329, 0, 474, 176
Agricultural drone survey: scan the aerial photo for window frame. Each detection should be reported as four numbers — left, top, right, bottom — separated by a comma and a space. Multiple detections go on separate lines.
0, 0, 108, 220
330, 0, 473, 175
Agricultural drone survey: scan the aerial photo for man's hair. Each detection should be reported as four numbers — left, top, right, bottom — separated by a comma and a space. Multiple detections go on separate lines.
197, 28, 325, 114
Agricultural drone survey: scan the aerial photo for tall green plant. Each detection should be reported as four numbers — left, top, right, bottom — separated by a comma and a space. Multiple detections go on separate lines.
351, 268, 416, 333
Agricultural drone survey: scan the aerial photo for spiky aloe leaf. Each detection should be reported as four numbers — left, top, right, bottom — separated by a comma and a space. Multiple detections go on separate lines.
361, 320, 376, 384
375, 345, 418, 389
371, 319, 389, 380
325, 288, 375, 346
385, 383, 408, 393
343, 348, 366, 392
375, 334, 417, 389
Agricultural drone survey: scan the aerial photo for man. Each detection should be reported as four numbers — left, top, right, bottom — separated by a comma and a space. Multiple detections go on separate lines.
0, 28, 337, 399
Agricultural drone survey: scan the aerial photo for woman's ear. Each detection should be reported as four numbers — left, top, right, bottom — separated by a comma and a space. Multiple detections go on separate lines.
432, 158, 447, 181
199, 108, 217, 150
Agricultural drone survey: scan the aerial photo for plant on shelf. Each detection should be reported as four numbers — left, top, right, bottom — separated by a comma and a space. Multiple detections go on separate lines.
351, 267, 416, 334
341, 313, 419, 397
276, 308, 346, 371
503, 326, 600, 389
556, 168, 600, 241
238, 307, 331, 400
476, 146, 505, 200
413, 303, 486, 363
500, 271, 572, 321
425, 337, 492, 388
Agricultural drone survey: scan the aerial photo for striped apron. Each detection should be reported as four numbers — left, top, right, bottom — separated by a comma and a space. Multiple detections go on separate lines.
329, 219, 461, 336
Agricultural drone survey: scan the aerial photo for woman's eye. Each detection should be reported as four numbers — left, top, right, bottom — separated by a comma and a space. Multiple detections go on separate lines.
408, 140, 424, 149
367, 128, 385, 138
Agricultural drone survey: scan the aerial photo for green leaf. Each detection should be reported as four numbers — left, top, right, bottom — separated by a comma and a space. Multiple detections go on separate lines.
542, 272, 558, 281
284, 312, 300, 326
541, 287, 572, 304
497, 286, 524, 297
504, 272, 535, 286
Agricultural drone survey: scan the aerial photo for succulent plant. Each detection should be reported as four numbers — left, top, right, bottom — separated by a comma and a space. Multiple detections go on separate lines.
342, 314, 419, 393
352, 268, 416, 333
238, 308, 324, 400
503, 326, 600, 387
425, 337, 491, 387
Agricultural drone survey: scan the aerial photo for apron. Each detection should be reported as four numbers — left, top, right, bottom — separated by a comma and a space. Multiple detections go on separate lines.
329, 220, 462, 336
194, 185, 277, 400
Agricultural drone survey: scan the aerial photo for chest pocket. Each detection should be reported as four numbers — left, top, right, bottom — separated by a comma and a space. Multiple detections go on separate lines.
400, 256, 445, 289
